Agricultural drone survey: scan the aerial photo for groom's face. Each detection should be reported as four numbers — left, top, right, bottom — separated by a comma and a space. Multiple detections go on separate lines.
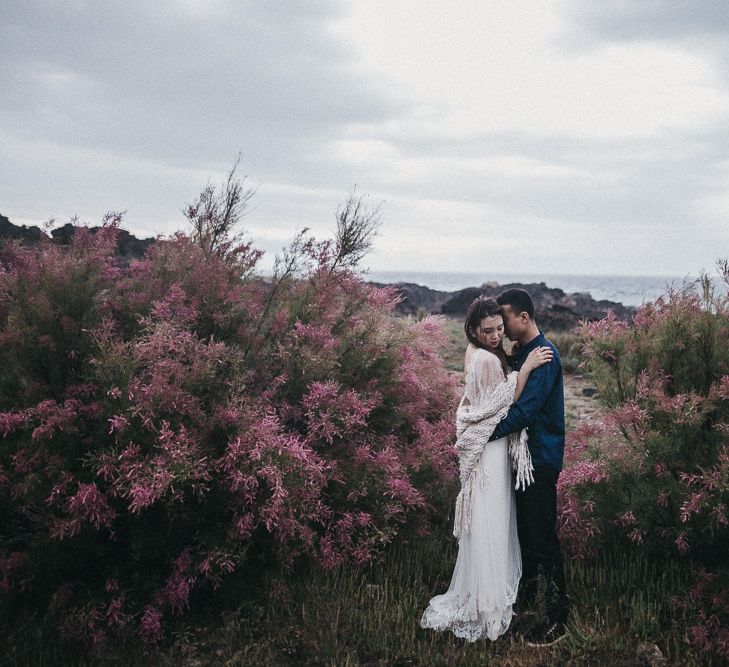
500, 305, 528, 341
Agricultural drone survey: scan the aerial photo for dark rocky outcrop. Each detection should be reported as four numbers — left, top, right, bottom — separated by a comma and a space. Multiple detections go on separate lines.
370, 280, 635, 331
2, 213, 633, 331
374, 282, 454, 316
0, 213, 46, 244
0, 214, 155, 260
50, 223, 155, 259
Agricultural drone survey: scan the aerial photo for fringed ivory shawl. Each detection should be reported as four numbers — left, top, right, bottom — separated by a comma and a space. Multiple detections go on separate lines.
453, 350, 534, 539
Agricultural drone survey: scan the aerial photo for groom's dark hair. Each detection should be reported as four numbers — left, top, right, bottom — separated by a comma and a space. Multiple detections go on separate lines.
496, 288, 535, 320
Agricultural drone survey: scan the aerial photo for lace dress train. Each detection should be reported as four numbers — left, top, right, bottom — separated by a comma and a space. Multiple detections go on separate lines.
420, 348, 522, 642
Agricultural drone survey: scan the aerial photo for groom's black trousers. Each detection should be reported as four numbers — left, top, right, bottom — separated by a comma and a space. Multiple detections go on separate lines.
515, 464, 568, 623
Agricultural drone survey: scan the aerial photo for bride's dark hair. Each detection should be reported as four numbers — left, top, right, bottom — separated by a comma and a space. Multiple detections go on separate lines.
464, 296, 510, 376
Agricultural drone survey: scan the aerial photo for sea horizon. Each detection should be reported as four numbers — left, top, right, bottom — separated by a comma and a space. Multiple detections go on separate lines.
364, 269, 712, 308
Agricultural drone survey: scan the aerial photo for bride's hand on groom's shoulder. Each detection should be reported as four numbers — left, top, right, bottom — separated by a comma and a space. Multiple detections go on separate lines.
523, 346, 553, 372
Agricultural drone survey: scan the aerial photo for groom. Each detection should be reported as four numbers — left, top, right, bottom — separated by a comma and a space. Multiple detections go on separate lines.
489, 288, 568, 646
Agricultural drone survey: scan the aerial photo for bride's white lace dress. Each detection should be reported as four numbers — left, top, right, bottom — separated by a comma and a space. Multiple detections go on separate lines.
420, 348, 521, 642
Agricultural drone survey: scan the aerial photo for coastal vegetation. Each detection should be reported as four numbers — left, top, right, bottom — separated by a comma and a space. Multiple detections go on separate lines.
558, 275, 729, 661
1, 175, 727, 664
0, 181, 460, 660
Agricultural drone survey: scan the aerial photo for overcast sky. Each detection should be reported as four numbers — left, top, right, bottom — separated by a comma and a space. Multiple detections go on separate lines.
2, 1, 728, 277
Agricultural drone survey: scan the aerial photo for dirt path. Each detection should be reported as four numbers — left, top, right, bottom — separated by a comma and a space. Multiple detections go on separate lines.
564, 373, 601, 428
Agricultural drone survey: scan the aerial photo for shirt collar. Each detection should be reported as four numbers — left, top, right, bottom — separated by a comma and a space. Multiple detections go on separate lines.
515, 331, 545, 359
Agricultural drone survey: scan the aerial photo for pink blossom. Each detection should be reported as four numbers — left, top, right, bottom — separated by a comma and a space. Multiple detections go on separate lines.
293, 320, 337, 351
0, 551, 27, 593
627, 528, 643, 544
150, 283, 199, 324
162, 551, 196, 614
0, 211, 468, 642
676, 531, 689, 553
128, 485, 156, 513
302, 381, 379, 445
107, 387, 122, 400
687, 625, 710, 650
680, 492, 705, 523
385, 476, 425, 508
716, 629, 729, 659
233, 513, 256, 540
106, 596, 130, 629
712, 503, 728, 527
0, 409, 32, 437
66, 483, 116, 529
30, 399, 81, 441
108, 414, 129, 434
138, 605, 163, 644
714, 374, 729, 401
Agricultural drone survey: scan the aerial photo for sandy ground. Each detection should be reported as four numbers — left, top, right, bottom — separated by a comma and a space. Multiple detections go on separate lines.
563, 373, 601, 428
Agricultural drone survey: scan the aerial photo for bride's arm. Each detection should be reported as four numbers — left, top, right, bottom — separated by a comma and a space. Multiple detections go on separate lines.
513, 346, 553, 402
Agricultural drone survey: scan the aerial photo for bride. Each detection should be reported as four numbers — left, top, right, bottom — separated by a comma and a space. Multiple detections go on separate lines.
420, 296, 552, 642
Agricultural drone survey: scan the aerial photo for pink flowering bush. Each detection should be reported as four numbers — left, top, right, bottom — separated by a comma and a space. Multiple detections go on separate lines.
0, 187, 458, 649
558, 274, 729, 659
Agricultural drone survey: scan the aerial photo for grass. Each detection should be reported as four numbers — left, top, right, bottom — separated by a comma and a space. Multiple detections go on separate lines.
1, 319, 711, 666
201, 526, 698, 666
545, 330, 583, 375
3, 519, 704, 666
438, 317, 468, 373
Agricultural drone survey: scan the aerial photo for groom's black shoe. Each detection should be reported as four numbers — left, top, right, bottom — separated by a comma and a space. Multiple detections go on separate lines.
524, 620, 567, 647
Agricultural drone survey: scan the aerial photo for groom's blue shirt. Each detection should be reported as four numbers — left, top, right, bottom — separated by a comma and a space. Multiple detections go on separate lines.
490, 331, 565, 471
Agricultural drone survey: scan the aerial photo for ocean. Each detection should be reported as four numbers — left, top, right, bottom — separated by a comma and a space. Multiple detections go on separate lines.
366, 270, 705, 308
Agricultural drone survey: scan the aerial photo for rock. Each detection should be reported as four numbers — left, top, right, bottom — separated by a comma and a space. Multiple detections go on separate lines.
370, 280, 636, 332
0, 213, 45, 244
0, 213, 155, 261
49, 223, 76, 244
2, 212, 635, 332
369, 281, 453, 316
581, 387, 599, 397
635, 642, 666, 665
115, 228, 155, 259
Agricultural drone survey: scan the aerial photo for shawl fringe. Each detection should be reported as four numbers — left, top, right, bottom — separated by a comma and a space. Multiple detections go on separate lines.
453, 372, 533, 539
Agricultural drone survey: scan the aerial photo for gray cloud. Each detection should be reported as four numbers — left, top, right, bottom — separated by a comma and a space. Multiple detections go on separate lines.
0, 1, 406, 176
565, 1, 729, 42
1, 1, 728, 278
324, 127, 727, 230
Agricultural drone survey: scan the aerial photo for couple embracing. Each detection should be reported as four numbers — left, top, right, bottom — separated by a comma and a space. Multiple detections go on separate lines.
420, 288, 569, 646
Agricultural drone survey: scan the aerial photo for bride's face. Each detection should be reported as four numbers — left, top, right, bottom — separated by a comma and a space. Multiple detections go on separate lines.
474, 315, 504, 349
